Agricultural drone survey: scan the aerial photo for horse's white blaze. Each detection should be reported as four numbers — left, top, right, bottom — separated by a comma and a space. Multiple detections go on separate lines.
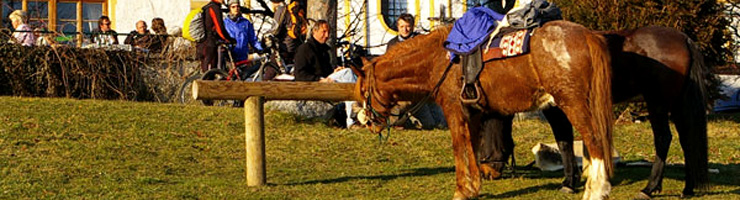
584, 158, 611, 200
541, 26, 572, 70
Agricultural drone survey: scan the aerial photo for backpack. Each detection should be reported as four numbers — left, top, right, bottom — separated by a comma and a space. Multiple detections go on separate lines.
183, 9, 206, 42
287, 0, 307, 40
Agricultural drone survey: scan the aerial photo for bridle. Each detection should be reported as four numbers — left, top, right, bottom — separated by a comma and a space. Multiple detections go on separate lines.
361, 59, 456, 138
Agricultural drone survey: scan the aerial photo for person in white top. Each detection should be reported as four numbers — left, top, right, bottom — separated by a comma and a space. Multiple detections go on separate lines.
8, 10, 35, 46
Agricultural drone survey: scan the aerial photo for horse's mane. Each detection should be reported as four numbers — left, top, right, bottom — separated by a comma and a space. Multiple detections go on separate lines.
369, 26, 452, 70
360, 25, 453, 97
385, 26, 452, 57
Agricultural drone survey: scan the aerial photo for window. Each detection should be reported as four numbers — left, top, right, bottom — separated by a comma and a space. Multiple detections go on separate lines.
467, 0, 480, 9
57, 1, 103, 34
27, 0, 48, 28
56, 2, 76, 34
1, 0, 23, 29
380, 0, 407, 31
2, 0, 48, 29
2, 0, 105, 33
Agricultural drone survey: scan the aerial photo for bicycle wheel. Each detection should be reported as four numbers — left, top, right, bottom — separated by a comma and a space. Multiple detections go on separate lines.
201, 69, 230, 106
179, 73, 202, 105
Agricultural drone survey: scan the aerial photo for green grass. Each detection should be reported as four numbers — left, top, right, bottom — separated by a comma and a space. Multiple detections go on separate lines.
1, 97, 738, 199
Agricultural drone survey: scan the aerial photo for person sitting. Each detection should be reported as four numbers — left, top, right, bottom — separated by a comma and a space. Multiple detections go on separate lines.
8, 10, 35, 46
224, 0, 266, 76
91, 16, 119, 45
33, 27, 54, 46
294, 20, 358, 128
149, 17, 168, 53
124, 20, 152, 49
385, 13, 418, 52
384, 13, 446, 130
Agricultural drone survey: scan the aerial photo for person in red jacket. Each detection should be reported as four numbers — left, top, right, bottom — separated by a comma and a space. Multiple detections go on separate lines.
198, 0, 237, 72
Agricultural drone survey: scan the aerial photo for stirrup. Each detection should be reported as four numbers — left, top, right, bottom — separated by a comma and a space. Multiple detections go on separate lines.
460, 83, 481, 105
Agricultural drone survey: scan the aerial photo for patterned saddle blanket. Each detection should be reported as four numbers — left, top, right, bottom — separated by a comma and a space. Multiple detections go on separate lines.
482, 29, 533, 62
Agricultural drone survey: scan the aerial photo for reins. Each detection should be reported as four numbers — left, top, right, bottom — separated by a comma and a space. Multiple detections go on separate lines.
364, 59, 455, 141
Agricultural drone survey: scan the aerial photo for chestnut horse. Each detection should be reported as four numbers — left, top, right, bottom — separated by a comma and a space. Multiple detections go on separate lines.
353, 21, 614, 200
477, 26, 710, 198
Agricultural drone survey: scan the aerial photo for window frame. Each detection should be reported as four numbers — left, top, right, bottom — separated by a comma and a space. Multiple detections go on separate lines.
2, 0, 107, 45
378, 0, 408, 35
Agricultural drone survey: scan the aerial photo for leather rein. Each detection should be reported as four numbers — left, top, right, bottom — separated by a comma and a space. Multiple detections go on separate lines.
362, 59, 455, 137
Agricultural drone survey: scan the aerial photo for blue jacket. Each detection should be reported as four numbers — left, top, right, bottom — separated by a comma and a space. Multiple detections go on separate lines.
443, 7, 504, 55
224, 15, 264, 62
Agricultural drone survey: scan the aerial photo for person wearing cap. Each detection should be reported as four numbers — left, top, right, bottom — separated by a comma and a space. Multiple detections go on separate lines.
224, 0, 264, 66
8, 10, 35, 46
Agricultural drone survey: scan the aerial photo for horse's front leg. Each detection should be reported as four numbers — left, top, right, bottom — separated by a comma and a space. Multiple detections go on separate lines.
445, 105, 482, 200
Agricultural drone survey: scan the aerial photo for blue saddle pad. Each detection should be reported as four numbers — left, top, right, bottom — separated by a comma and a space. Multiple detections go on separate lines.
443, 7, 504, 55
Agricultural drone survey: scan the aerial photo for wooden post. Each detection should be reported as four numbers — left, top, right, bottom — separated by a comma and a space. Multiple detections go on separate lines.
244, 96, 266, 186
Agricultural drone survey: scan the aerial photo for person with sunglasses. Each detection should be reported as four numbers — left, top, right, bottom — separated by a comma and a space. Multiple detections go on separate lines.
91, 16, 119, 45
224, 0, 264, 67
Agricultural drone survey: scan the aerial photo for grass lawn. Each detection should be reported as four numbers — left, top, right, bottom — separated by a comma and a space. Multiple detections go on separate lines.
1, 97, 739, 199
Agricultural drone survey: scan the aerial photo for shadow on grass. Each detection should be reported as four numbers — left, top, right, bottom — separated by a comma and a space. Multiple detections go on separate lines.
479, 183, 562, 199
708, 112, 740, 123
285, 166, 454, 186
494, 161, 740, 197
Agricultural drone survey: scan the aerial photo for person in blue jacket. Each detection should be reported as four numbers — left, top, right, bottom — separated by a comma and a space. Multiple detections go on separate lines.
224, 0, 264, 65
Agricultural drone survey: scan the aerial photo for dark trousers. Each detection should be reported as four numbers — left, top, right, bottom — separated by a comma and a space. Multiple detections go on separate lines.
198, 42, 218, 72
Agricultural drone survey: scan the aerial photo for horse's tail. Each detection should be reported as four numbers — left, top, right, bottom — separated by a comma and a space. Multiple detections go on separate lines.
586, 32, 614, 177
678, 38, 710, 190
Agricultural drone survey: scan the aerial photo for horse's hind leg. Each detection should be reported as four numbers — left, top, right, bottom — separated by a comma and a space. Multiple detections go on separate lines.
542, 107, 580, 193
557, 104, 611, 200
671, 100, 709, 197
637, 108, 672, 199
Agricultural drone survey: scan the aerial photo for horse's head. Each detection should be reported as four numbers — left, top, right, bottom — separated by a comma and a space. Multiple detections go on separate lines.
348, 26, 453, 133
349, 57, 396, 133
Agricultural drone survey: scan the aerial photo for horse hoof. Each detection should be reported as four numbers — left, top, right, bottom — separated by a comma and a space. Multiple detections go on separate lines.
452, 192, 470, 200
680, 190, 695, 198
560, 186, 576, 194
634, 191, 651, 200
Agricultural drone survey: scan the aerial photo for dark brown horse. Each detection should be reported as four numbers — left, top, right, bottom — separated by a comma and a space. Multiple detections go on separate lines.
477, 26, 711, 198
352, 21, 614, 200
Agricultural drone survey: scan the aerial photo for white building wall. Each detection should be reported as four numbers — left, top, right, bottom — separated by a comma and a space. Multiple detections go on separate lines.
113, 0, 191, 42
335, 0, 469, 55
